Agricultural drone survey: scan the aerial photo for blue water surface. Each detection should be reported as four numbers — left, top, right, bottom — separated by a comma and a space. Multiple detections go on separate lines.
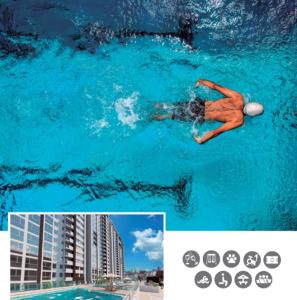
0, 1, 296, 230
12, 289, 123, 300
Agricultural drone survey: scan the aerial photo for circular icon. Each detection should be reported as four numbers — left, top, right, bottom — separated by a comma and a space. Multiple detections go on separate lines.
203, 250, 220, 268
264, 251, 281, 269
195, 271, 212, 288
255, 271, 273, 288
214, 271, 232, 288
244, 251, 261, 269
235, 271, 252, 288
223, 250, 240, 268
183, 250, 200, 268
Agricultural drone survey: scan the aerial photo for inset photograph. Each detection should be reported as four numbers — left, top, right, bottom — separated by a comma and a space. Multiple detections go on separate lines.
10, 213, 164, 300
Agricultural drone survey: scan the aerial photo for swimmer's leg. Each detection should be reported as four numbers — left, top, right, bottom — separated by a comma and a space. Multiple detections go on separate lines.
152, 114, 173, 121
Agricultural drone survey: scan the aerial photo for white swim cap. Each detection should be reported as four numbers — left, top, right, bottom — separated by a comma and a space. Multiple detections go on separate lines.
243, 102, 264, 116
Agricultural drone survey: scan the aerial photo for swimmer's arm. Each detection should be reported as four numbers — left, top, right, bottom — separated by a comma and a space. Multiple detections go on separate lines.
195, 79, 242, 99
194, 120, 243, 144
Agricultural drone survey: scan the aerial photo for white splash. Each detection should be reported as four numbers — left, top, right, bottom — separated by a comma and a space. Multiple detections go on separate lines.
113, 84, 123, 92
115, 92, 140, 128
191, 122, 199, 136
89, 118, 109, 135
84, 88, 93, 99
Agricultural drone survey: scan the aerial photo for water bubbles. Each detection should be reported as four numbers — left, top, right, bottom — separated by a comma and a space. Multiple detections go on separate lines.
89, 119, 109, 136
115, 91, 140, 128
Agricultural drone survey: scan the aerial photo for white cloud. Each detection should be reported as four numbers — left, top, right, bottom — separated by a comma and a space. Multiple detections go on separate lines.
132, 228, 163, 261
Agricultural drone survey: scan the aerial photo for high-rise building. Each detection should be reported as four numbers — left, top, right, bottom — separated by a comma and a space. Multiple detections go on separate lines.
55, 214, 86, 284
10, 214, 124, 291
10, 214, 59, 291
85, 215, 124, 283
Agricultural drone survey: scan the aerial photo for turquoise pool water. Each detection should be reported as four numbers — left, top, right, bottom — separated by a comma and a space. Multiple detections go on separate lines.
12, 289, 123, 300
1, 1, 296, 231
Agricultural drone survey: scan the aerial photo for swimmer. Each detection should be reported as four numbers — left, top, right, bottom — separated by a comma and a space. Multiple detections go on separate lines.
153, 79, 264, 144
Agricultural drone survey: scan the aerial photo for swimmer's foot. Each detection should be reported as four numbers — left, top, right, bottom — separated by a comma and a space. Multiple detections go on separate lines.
152, 114, 172, 121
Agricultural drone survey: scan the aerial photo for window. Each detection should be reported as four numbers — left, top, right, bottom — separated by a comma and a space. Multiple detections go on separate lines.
10, 283, 21, 292
43, 261, 51, 270
10, 215, 25, 229
26, 245, 38, 257
25, 258, 38, 269
11, 255, 22, 267
42, 271, 51, 280
44, 223, 53, 234
28, 222, 39, 235
11, 240, 23, 254
11, 269, 21, 281
11, 227, 24, 242
45, 215, 54, 225
43, 251, 52, 259
27, 233, 39, 246
44, 233, 52, 243
24, 270, 37, 281
29, 215, 40, 225
43, 242, 52, 252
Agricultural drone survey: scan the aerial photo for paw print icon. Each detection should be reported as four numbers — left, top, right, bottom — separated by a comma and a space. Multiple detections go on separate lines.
223, 250, 240, 268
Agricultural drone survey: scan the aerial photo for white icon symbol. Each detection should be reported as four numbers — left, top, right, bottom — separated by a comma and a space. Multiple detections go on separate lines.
266, 256, 278, 264
218, 273, 228, 287
237, 275, 249, 286
197, 276, 210, 285
185, 254, 198, 266
246, 254, 259, 266
207, 253, 217, 264
256, 275, 272, 284
227, 253, 237, 264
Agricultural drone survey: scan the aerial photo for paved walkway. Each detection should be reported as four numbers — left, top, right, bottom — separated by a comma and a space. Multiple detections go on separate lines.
133, 288, 164, 300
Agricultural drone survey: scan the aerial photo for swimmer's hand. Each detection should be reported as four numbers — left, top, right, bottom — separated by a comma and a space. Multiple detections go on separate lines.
195, 79, 216, 89
193, 134, 203, 144
194, 80, 201, 88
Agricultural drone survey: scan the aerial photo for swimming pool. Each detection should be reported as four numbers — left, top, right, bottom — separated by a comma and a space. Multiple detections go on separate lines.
12, 289, 124, 300
1, 1, 296, 230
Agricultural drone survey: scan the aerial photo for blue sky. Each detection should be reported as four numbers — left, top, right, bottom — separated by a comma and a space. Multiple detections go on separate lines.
110, 214, 164, 271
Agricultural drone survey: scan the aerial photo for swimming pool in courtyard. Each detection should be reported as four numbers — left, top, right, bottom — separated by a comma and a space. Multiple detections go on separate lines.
0, 1, 296, 231
12, 289, 124, 300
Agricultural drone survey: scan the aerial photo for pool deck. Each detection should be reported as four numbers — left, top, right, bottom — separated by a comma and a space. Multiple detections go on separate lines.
11, 284, 129, 298
133, 289, 164, 300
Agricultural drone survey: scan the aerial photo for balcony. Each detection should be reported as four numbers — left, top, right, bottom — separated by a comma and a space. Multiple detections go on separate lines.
65, 268, 74, 273
65, 222, 74, 230
65, 237, 74, 244
65, 230, 74, 237
65, 245, 74, 251
64, 252, 74, 259
65, 277, 73, 282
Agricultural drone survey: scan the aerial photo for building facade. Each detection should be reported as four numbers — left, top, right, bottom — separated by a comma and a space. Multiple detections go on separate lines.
55, 214, 86, 284
10, 214, 59, 291
86, 215, 124, 283
10, 214, 124, 291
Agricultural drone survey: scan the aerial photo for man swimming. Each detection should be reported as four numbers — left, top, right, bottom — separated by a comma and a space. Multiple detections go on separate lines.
153, 79, 264, 144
